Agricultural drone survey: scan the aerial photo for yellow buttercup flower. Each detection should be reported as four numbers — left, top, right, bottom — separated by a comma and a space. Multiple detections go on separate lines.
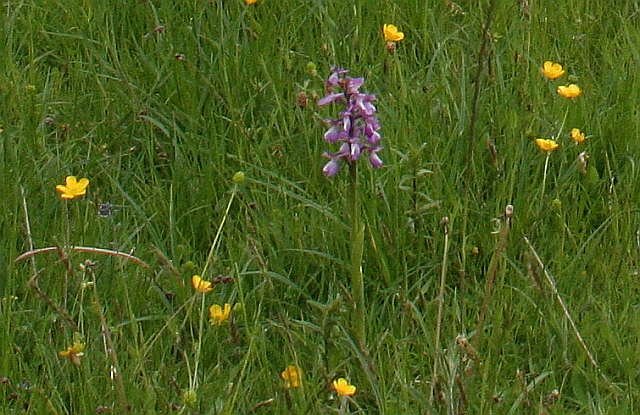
383, 24, 404, 42
332, 378, 356, 397
541, 61, 565, 80
244, 0, 258, 4
192, 275, 213, 293
535, 138, 559, 152
56, 176, 89, 200
59, 339, 85, 366
557, 84, 582, 99
209, 303, 232, 325
570, 128, 586, 144
281, 365, 303, 389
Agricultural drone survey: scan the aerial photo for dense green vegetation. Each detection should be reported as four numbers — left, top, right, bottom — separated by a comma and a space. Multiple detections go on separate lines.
2, 0, 640, 413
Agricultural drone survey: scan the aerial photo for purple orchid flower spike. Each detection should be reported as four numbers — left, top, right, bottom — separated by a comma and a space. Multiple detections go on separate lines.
318, 67, 383, 176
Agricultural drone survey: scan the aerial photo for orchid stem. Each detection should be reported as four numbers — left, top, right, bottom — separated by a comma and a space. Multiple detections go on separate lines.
348, 162, 366, 348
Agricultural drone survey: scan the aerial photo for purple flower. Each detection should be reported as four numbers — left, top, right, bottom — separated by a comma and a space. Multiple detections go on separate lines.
317, 92, 345, 106
368, 147, 384, 169
322, 158, 341, 177
318, 67, 383, 176
326, 67, 349, 87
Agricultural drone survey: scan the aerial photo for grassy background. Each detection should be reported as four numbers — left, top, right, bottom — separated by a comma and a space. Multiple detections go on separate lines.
2, 0, 640, 413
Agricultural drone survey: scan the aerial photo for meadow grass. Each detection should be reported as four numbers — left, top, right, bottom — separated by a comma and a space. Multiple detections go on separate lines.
2, 0, 640, 413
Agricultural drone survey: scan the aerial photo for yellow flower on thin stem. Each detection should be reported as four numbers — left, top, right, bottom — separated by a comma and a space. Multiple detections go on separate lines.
541, 61, 565, 80
209, 303, 232, 325
570, 128, 586, 144
534, 139, 557, 199
56, 176, 89, 200
281, 365, 303, 389
232, 171, 245, 184
191, 275, 213, 293
535, 138, 559, 152
332, 378, 356, 397
383, 24, 404, 42
59, 339, 85, 366
557, 84, 582, 99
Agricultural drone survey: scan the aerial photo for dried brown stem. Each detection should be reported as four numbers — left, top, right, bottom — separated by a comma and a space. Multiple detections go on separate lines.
27, 270, 78, 331
15, 246, 151, 270
459, 0, 498, 338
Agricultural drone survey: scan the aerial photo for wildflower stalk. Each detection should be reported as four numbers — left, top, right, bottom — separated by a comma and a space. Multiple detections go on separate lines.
348, 162, 366, 347
540, 105, 570, 198
541, 152, 551, 199
191, 292, 208, 391
191, 179, 239, 394
54, 175, 89, 308
338, 395, 349, 415
555, 105, 570, 140
20, 188, 78, 329
63, 201, 71, 308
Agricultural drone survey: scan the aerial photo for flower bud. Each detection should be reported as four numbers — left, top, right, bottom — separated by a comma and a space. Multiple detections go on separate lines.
232, 171, 245, 184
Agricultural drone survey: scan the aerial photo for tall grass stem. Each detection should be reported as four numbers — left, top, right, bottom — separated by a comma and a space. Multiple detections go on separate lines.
523, 237, 618, 392
474, 205, 513, 348
202, 185, 238, 278
430, 216, 450, 404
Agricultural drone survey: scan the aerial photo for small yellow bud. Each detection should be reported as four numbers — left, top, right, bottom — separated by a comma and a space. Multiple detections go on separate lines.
232, 171, 245, 184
